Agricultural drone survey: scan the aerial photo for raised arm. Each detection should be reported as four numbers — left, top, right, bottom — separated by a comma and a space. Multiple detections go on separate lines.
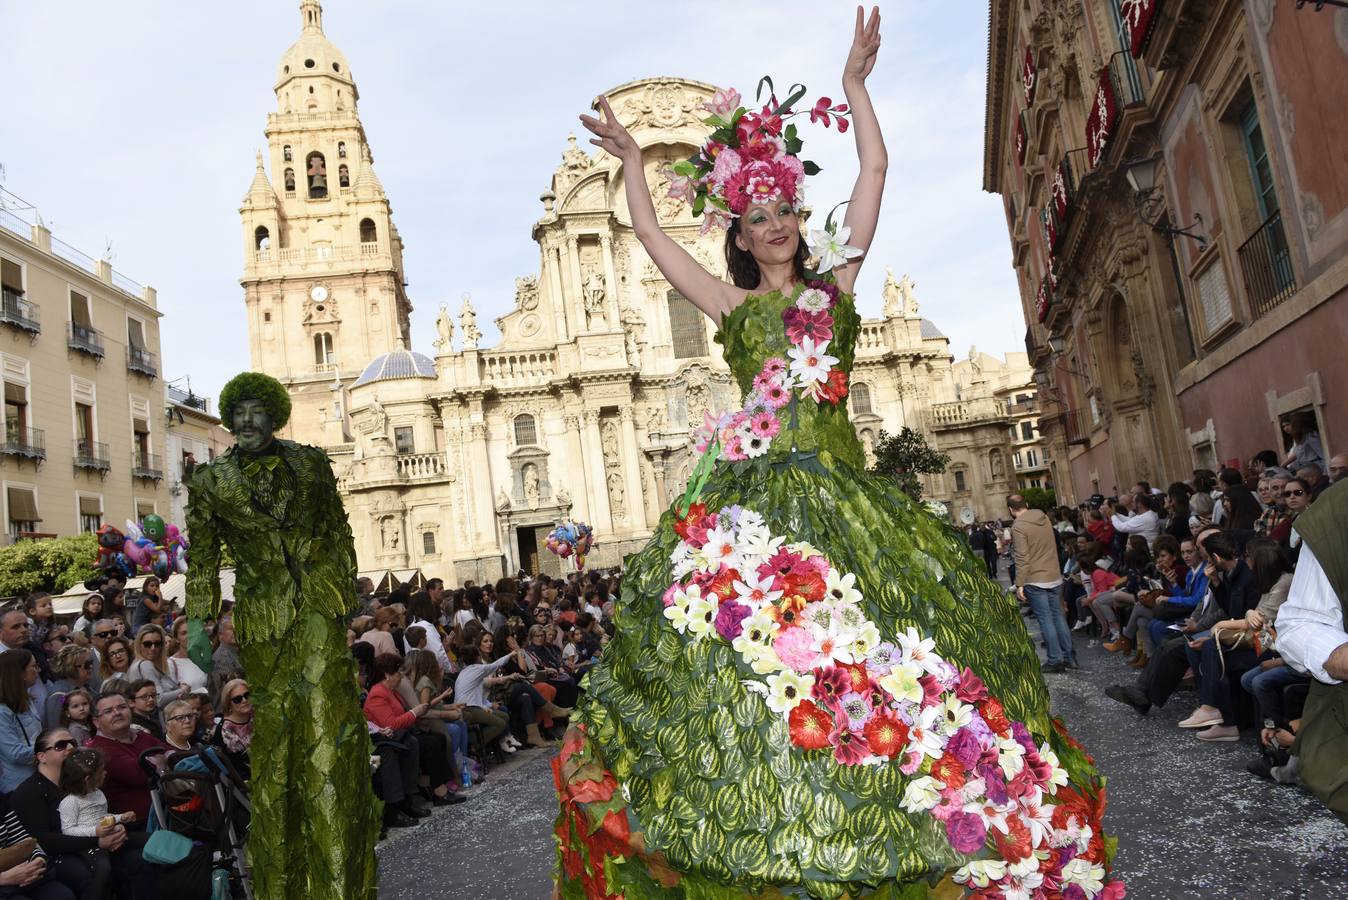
835, 6, 887, 295
580, 97, 740, 323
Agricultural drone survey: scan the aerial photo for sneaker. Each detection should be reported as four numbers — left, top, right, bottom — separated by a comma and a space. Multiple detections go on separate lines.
1195, 724, 1239, 742
1271, 755, 1301, 785
1065, 658, 1081, 670
1040, 661, 1067, 673
1104, 684, 1151, 715
1178, 709, 1223, 729
1072, 617, 1093, 632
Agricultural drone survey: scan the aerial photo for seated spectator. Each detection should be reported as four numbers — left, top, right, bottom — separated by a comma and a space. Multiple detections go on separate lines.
452, 645, 512, 755
124, 680, 165, 742
1118, 536, 1182, 667
394, 654, 467, 797
85, 694, 167, 828
211, 614, 242, 680
208, 679, 253, 782
97, 637, 133, 693
1077, 555, 1124, 642
127, 625, 188, 710
161, 699, 199, 753
56, 690, 95, 747
1176, 531, 1261, 741
59, 748, 137, 836
41, 647, 96, 730
1255, 473, 1289, 537
1328, 453, 1347, 485
0, 650, 44, 793
165, 618, 209, 699
72, 595, 104, 643
1084, 507, 1115, 547
363, 654, 455, 810
1269, 477, 1313, 559
1217, 468, 1262, 532
524, 624, 578, 710
11, 728, 147, 900
0, 791, 84, 900
1297, 463, 1331, 500
1189, 491, 1215, 536
358, 608, 402, 659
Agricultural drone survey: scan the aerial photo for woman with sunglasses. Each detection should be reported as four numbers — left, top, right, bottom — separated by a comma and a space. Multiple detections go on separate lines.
1269, 476, 1313, 558
40, 646, 96, 730
97, 638, 133, 694
208, 678, 253, 781
11, 728, 147, 900
126, 625, 190, 710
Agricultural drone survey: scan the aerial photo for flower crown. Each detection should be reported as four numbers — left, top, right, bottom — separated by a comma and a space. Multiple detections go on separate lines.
664, 77, 851, 234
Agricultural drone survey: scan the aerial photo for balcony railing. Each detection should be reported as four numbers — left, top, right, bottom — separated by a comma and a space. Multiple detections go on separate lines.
167, 385, 210, 413
67, 322, 105, 358
1107, 48, 1145, 108
928, 398, 1008, 429
74, 439, 111, 471
396, 452, 447, 480
1061, 408, 1091, 446
126, 346, 158, 379
1006, 399, 1041, 416
132, 451, 164, 480
0, 289, 40, 335
1, 426, 45, 462
1237, 208, 1297, 319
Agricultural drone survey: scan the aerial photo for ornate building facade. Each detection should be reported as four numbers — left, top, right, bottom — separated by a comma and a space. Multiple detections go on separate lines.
241, 3, 1027, 578
984, 0, 1347, 503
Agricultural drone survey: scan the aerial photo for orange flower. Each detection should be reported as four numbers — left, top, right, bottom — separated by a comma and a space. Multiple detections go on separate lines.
862, 711, 908, 758
788, 699, 834, 750
931, 751, 967, 790
706, 566, 741, 602
781, 570, 826, 602
839, 661, 871, 693
767, 595, 809, 629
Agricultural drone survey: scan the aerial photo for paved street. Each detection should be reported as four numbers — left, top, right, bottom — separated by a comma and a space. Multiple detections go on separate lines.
378, 581, 1348, 899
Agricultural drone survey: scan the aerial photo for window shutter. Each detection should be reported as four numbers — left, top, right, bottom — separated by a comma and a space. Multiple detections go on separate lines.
7, 487, 39, 522
79, 495, 102, 516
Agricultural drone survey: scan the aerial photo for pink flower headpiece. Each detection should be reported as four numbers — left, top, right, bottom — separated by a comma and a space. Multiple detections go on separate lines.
664, 77, 851, 234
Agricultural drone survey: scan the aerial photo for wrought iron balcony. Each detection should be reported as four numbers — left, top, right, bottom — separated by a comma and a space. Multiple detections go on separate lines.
167, 385, 210, 413
1238, 209, 1297, 319
74, 439, 111, 471
67, 322, 105, 358
132, 451, 163, 481
0, 288, 40, 336
1061, 408, 1092, 446
126, 346, 158, 379
1, 426, 45, 462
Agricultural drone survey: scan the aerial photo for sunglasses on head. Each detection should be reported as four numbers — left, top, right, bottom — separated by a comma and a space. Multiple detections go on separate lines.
230, 692, 251, 704
41, 739, 78, 753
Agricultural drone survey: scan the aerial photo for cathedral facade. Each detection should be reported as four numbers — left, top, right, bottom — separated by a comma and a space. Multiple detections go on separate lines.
240, 3, 1022, 581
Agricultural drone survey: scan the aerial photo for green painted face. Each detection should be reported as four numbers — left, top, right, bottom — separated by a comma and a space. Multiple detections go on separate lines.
232, 398, 276, 453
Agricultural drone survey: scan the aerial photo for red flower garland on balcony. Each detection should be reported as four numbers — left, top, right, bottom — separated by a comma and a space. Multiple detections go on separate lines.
1086, 67, 1119, 168
1120, 0, 1161, 57
1022, 45, 1037, 107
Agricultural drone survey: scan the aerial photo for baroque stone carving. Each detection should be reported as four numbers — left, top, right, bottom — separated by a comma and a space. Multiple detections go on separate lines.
434, 304, 454, 351
460, 294, 482, 349
514, 275, 539, 311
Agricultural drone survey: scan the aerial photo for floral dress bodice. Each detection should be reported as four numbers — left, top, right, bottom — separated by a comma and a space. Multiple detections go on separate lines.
713, 282, 865, 471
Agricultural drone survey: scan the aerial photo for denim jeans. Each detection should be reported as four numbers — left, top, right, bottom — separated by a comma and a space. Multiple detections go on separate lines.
1240, 663, 1312, 728
1024, 583, 1074, 665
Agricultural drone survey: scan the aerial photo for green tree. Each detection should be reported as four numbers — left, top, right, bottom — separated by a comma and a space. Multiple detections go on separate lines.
1021, 487, 1057, 511
0, 533, 99, 598
867, 427, 950, 501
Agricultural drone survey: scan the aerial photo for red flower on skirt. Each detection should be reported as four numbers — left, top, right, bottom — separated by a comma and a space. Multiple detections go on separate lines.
788, 700, 834, 750
862, 711, 908, 758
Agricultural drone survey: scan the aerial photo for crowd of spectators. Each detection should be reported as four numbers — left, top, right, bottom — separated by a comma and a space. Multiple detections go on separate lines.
1002, 423, 1346, 819
0, 552, 619, 894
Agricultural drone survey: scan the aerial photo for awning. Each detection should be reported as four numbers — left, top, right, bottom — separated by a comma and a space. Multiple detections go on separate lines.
79, 495, 102, 516
7, 487, 38, 522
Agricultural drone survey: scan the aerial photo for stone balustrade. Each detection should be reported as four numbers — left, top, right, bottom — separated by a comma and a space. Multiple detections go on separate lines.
927, 398, 1007, 428
479, 349, 557, 386
395, 452, 446, 479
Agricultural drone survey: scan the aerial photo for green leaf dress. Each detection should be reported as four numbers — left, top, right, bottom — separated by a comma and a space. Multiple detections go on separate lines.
554, 284, 1115, 899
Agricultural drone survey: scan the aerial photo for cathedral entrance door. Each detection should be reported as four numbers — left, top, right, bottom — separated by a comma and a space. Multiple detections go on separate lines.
517, 526, 540, 576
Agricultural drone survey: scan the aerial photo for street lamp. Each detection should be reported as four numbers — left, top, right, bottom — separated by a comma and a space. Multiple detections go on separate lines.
1123, 155, 1208, 249
1047, 333, 1067, 355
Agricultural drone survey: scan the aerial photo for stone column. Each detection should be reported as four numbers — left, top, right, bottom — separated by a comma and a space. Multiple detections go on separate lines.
548, 243, 569, 341
582, 409, 613, 531
563, 412, 592, 523
566, 236, 585, 331
619, 407, 645, 530
601, 235, 620, 331
467, 420, 495, 551
652, 453, 669, 512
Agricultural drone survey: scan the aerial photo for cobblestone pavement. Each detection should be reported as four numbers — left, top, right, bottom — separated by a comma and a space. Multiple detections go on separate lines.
379, 575, 1348, 899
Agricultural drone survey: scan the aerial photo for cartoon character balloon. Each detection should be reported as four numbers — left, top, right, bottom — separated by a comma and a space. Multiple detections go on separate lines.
546, 520, 595, 571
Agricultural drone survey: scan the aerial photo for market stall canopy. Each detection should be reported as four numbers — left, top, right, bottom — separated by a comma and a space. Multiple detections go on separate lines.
51, 569, 236, 617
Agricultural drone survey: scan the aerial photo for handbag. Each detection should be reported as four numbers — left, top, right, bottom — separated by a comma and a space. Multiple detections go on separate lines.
0, 837, 37, 871
144, 828, 193, 865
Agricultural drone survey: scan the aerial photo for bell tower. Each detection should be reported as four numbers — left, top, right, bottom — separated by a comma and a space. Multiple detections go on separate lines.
240, 0, 412, 446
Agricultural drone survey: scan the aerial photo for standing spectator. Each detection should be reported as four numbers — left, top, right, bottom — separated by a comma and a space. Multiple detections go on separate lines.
981, 524, 1000, 578
165, 618, 209, 699
1249, 450, 1280, 479
129, 577, 165, 635
1084, 507, 1115, 547
85, 695, 166, 827
0, 650, 44, 792
1281, 411, 1324, 471
1007, 495, 1075, 673
1296, 463, 1332, 500
1275, 480, 1347, 821
1111, 492, 1160, 544
126, 625, 188, 710
406, 594, 449, 676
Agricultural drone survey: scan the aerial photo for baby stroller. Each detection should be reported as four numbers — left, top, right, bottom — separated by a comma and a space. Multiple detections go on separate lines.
138, 745, 253, 900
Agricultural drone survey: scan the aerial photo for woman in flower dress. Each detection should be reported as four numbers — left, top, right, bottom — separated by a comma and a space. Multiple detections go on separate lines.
557, 8, 1121, 899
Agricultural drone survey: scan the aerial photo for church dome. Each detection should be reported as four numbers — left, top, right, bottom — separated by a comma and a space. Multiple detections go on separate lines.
275, 1, 356, 93
352, 349, 436, 387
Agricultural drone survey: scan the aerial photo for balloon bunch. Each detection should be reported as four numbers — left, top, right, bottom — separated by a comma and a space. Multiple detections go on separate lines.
546, 520, 595, 571
94, 515, 189, 580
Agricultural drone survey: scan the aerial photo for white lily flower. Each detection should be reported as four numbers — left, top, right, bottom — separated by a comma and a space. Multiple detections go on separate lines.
684, 592, 719, 640
700, 525, 741, 572
824, 569, 863, 606
895, 627, 945, 676
662, 586, 698, 633
1061, 859, 1105, 895
963, 796, 1014, 835
849, 621, 881, 659
807, 224, 864, 273
997, 735, 1027, 779
765, 670, 815, 714
906, 706, 946, 760
809, 615, 858, 667
1039, 743, 1070, 793
732, 610, 780, 655
935, 696, 974, 736
732, 571, 783, 611
900, 775, 942, 814
878, 660, 924, 706
1021, 801, 1054, 847
952, 859, 1007, 889
787, 338, 838, 386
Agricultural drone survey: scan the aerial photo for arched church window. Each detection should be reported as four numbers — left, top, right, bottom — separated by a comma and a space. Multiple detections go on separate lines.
954, 468, 967, 493
306, 151, 328, 199
254, 226, 270, 250
313, 332, 334, 366
283, 145, 292, 162
339, 165, 350, 188
514, 414, 537, 447
359, 218, 377, 244
283, 168, 295, 193
851, 382, 873, 414
338, 141, 347, 158
422, 531, 436, 555
667, 290, 708, 359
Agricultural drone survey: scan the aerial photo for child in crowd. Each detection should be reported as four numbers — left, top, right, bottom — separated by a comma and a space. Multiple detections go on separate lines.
58, 748, 137, 836
59, 689, 96, 746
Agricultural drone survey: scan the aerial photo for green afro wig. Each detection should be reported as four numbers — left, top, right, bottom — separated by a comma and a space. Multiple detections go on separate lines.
218, 372, 292, 431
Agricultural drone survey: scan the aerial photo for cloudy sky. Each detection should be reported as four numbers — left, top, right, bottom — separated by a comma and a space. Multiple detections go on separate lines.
1, 0, 1022, 401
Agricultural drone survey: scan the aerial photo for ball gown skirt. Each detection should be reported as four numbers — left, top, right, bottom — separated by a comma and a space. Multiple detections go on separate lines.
554, 282, 1120, 900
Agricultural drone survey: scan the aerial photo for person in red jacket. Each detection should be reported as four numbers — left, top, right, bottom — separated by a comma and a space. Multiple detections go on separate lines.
363, 654, 457, 824
1085, 506, 1116, 547
85, 694, 166, 827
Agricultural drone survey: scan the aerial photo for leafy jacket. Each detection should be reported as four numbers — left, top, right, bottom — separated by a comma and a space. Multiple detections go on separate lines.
185, 441, 357, 643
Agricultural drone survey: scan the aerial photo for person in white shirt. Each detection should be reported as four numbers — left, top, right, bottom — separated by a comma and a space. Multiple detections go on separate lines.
1111, 493, 1160, 544
58, 747, 136, 836
452, 642, 513, 754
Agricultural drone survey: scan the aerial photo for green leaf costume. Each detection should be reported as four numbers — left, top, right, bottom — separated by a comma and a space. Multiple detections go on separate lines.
554, 284, 1116, 898
186, 433, 378, 899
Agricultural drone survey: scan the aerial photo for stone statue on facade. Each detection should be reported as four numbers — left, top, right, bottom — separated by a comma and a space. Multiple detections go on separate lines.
460, 294, 482, 349
620, 304, 645, 367
434, 304, 455, 351
601, 419, 621, 463
882, 266, 904, 317
557, 486, 571, 506
969, 346, 983, 378
514, 275, 540, 311
496, 488, 512, 512
607, 469, 626, 517
562, 134, 591, 172
523, 463, 540, 509
898, 272, 919, 315
379, 515, 400, 550
368, 393, 389, 443
582, 267, 608, 330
